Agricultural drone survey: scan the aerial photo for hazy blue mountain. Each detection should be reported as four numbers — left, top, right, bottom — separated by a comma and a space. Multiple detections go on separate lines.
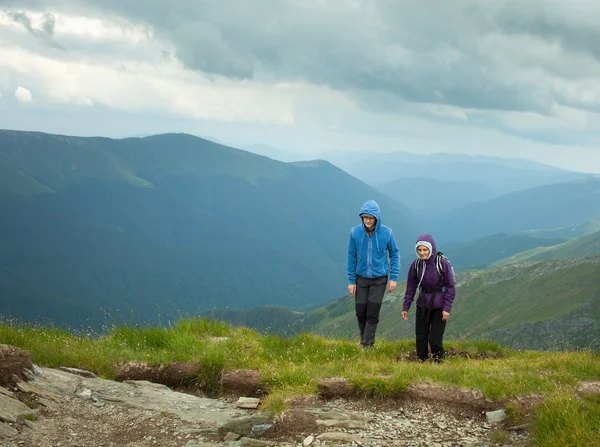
0, 130, 418, 329
432, 178, 600, 243
374, 177, 496, 219
327, 151, 592, 196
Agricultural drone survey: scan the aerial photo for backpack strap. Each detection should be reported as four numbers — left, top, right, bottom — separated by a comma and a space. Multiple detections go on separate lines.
436, 252, 445, 280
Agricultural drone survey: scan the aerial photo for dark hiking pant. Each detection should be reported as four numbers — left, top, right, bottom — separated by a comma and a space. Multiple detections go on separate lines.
355, 275, 387, 348
415, 307, 447, 362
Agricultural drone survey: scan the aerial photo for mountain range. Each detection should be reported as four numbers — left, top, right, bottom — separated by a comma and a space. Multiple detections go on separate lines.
2, 128, 600, 348
0, 130, 417, 328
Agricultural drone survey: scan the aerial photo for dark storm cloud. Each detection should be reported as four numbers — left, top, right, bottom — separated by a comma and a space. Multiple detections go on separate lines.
4, 0, 600, 117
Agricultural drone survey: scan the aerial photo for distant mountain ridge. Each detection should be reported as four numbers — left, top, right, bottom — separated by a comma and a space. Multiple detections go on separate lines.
375, 177, 497, 219
0, 129, 418, 328
326, 151, 592, 195
433, 178, 600, 243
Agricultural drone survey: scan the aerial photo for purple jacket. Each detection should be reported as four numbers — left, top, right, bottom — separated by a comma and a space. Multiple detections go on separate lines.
402, 233, 456, 313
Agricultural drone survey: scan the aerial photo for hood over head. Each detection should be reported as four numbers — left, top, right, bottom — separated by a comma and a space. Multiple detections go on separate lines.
359, 199, 382, 231
415, 233, 437, 261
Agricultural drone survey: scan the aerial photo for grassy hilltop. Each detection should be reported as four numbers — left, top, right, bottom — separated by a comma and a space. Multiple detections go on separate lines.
1, 317, 599, 447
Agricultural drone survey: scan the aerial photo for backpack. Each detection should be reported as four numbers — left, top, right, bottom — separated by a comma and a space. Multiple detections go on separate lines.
415, 251, 453, 284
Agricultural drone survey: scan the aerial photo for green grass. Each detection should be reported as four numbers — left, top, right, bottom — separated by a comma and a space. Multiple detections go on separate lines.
1, 317, 600, 447
532, 391, 600, 447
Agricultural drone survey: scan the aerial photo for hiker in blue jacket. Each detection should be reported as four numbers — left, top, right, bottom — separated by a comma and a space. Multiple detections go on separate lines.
402, 233, 455, 362
347, 200, 401, 348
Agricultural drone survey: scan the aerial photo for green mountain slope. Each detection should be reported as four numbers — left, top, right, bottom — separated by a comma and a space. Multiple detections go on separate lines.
209, 256, 600, 351
521, 215, 600, 239
443, 233, 568, 270
0, 130, 418, 328
493, 231, 600, 267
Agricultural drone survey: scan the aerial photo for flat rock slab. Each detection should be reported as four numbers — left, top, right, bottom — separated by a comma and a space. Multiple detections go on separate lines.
236, 397, 261, 409
0, 389, 35, 423
28, 367, 253, 427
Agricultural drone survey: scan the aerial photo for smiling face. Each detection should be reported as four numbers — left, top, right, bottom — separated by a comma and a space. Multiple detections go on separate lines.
416, 245, 430, 260
361, 214, 376, 231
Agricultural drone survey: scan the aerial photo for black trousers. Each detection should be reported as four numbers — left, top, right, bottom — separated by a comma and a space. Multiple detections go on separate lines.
355, 275, 387, 346
415, 307, 447, 361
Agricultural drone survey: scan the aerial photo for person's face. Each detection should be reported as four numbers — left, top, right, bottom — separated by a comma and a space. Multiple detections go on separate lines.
417, 245, 430, 260
362, 215, 376, 230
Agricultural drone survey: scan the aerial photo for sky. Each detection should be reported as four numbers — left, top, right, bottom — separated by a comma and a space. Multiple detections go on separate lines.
2, 0, 600, 172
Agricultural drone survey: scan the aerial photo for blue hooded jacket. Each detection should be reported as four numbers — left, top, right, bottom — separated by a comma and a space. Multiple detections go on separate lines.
402, 233, 456, 313
347, 200, 401, 284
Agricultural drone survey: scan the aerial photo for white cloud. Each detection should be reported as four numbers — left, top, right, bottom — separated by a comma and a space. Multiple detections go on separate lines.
15, 86, 33, 102
0, 21, 298, 125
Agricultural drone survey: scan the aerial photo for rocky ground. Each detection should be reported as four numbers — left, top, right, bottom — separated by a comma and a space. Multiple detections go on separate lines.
1, 384, 531, 447
0, 344, 556, 447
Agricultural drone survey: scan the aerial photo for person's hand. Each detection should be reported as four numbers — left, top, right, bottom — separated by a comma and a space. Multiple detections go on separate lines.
401, 311, 408, 321
348, 284, 356, 296
387, 280, 397, 293
442, 311, 450, 321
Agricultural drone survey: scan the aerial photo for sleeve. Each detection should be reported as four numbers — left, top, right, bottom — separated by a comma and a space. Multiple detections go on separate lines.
402, 261, 417, 312
346, 229, 357, 285
387, 230, 401, 281
442, 258, 456, 313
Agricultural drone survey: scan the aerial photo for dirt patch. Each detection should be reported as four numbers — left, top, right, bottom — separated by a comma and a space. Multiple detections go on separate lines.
284, 394, 324, 409
316, 378, 499, 419
261, 409, 319, 441
0, 344, 34, 388
317, 377, 354, 400
113, 361, 202, 388
395, 347, 505, 362
159, 362, 202, 388
113, 361, 161, 382
404, 382, 497, 416
221, 369, 264, 397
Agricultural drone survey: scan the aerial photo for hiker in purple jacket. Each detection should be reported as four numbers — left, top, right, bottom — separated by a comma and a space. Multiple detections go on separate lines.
401, 233, 455, 362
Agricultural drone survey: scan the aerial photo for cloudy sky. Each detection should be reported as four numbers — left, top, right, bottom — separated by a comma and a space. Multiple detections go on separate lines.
2, 0, 600, 172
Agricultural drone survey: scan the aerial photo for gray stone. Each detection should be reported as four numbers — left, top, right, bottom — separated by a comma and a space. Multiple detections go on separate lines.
56, 367, 97, 378
224, 432, 241, 441
0, 392, 34, 423
0, 422, 19, 439
577, 380, 600, 395
239, 437, 276, 446
0, 386, 14, 398
485, 409, 507, 423
316, 432, 357, 442
218, 413, 273, 437
303, 435, 314, 446
236, 397, 261, 409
